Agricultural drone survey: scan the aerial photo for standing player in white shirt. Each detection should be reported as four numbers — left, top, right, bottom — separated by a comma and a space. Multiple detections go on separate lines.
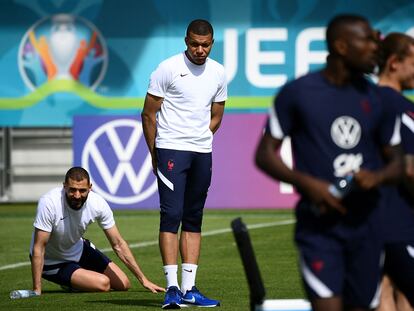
30, 167, 165, 295
142, 19, 227, 309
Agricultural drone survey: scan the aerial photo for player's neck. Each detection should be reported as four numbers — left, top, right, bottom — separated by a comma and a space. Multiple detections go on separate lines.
323, 58, 364, 86
378, 74, 402, 92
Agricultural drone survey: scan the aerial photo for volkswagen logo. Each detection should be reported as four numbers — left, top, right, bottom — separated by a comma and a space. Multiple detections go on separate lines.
330, 116, 361, 149
81, 118, 157, 205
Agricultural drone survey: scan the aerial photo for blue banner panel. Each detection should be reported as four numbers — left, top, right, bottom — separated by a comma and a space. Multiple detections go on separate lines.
73, 115, 159, 209
2, 0, 414, 126
73, 115, 298, 209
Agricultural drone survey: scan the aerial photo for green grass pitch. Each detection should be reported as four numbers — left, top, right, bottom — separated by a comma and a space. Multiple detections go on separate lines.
0, 205, 305, 310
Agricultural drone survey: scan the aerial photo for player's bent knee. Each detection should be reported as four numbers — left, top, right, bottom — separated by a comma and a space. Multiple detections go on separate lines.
95, 274, 111, 292
114, 277, 131, 291
105, 262, 131, 291
123, 279, 131, 291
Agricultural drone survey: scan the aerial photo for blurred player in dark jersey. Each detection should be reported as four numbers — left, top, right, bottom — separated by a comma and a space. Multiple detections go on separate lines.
377, 32, 414, 311
255, 14, 403, 311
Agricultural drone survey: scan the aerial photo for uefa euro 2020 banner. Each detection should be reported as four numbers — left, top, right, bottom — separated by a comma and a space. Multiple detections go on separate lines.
2, 0, 414, 208
1, 0, 414, 126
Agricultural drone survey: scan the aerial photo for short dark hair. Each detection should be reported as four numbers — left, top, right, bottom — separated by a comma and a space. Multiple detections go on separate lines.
326, 14, 369, 54
186, 19, 213, 38
65, 167, 90, 184
378, 32, 414, 73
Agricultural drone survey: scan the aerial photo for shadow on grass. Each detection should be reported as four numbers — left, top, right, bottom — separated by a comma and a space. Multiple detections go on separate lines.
40, 289, 162, 307
85, 299, 160, 307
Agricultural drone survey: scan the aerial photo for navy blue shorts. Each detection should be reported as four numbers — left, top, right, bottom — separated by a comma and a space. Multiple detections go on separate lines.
156, 148, 212, 233
295, 200, 383, 308
384, 242, 414, 306
40, 239, 111, 287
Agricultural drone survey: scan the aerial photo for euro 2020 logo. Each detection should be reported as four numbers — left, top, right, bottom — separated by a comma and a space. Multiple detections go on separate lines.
18, 14, 108, 90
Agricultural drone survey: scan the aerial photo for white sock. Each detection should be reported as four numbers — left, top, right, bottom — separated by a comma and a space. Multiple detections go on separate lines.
163, 265, 179, 289
181, 263, 198, 294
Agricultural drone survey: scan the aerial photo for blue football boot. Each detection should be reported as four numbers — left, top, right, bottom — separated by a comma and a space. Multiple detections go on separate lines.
182, 286, 220, 307
162, 286, 182, 309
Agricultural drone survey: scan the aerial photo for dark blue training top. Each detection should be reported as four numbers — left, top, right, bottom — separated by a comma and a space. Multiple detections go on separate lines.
379, 86, 414, 154
266, 71, 399, 222
378, 86, 414, 242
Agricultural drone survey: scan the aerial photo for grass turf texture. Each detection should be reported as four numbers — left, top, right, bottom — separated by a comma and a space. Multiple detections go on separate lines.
0, 204, 305, 310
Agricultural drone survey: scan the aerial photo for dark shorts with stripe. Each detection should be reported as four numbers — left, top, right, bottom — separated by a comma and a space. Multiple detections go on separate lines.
39, 239, 111, 287
295, 200, 383, 308
156, 148, 212, 233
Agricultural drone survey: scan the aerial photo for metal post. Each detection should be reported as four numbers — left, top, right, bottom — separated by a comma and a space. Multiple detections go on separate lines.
231, 217, 266, 311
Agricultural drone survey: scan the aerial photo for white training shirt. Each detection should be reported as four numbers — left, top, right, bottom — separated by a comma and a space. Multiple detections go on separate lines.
148, 52, 227, 153
30, 187, 115, 265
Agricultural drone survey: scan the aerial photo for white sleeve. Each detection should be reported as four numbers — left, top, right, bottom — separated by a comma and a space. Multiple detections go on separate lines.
213, 67, 227, 103
96, 196, 115, 230
147, 61, 171, 98
33, 197, 54, 232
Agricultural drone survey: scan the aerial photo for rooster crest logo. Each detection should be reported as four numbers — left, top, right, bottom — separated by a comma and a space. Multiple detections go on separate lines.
167, 160, 175, 171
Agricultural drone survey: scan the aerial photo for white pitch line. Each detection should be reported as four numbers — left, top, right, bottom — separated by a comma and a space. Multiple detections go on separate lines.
0, 262, 31, 271
0, 219, 295, 272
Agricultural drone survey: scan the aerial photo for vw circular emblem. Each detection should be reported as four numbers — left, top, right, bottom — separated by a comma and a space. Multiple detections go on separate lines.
330, 116, 361, 149
81, 119, 158, 205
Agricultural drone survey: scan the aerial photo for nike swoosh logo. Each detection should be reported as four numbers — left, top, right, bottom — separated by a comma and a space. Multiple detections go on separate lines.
180, 73, 189, 77
183, 296, 196, 303
183, 269, 193, 273
60, 216, 68, 220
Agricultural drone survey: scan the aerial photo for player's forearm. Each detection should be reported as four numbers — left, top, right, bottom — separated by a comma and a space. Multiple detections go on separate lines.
403, 155, 414, 192
209, 116, 222, 134
31, 250, 44, 294
113, 240, 147, 283
141, 113, 157, 156
378, 154, 404, 186
210, 102, 225, 134
376, 144, 404, 186
256, 142, 297, 185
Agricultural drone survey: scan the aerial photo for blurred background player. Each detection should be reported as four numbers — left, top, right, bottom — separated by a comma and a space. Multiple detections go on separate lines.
141, 19, 226, 309
255, 14, 403, 311
376, 32, 414, 311
30, 166, 165, 295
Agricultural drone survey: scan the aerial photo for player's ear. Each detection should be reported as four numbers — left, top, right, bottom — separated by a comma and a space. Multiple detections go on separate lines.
334, 39, 347, 56
388, 54, 400, 72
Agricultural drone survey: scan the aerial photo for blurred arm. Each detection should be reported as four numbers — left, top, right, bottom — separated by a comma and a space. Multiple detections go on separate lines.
255, 132, 346, 214
355, 144, 404, 190
402, 154, 414, 195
